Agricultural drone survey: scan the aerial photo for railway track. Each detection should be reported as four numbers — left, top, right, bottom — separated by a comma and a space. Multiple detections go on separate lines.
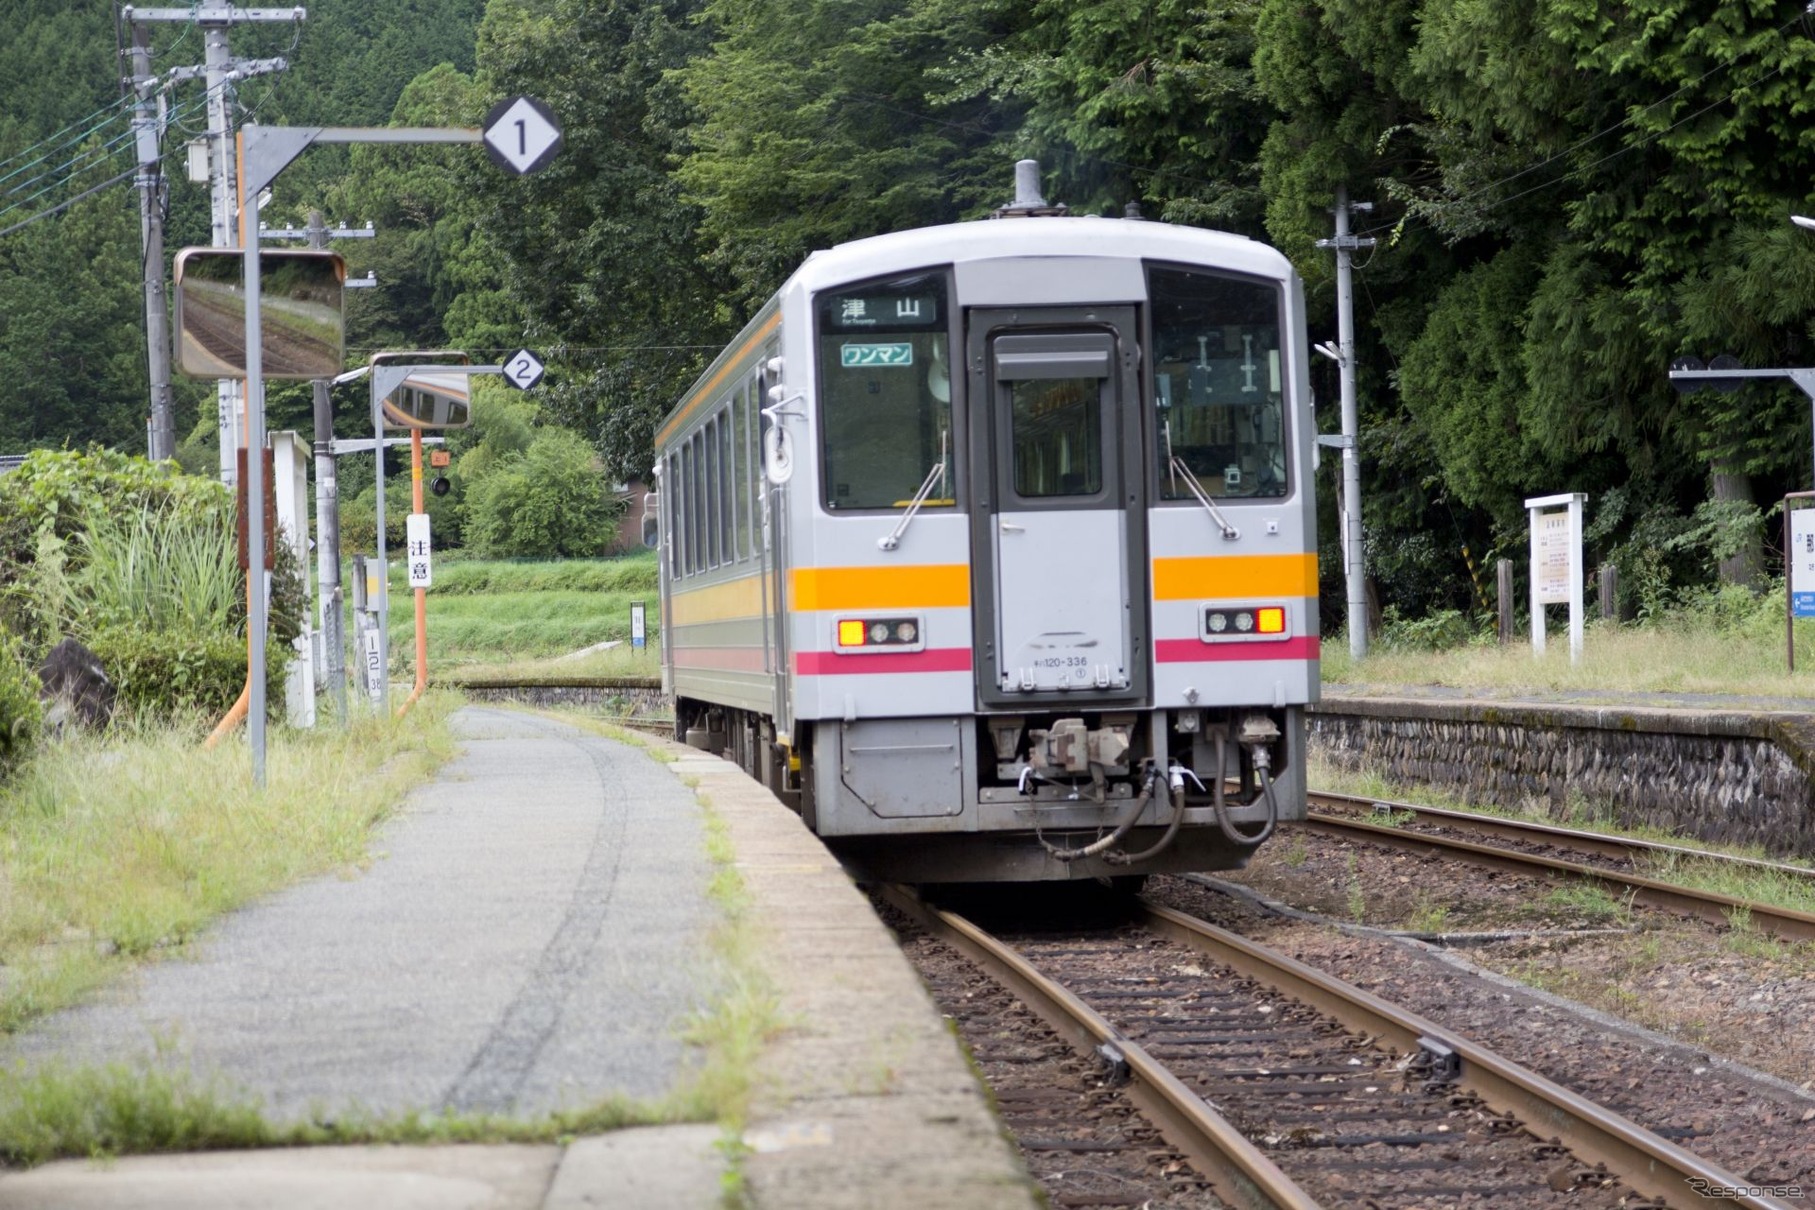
1300, 791, 1815, 942
883, 884, 1787, 1209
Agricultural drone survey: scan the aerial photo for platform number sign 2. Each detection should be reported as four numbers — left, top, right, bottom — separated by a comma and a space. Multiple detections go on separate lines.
503, 348, 546, 392
481, 96, 563, 176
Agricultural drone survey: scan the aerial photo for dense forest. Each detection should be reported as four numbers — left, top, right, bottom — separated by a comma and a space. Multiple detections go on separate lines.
4, 0, 1815, 628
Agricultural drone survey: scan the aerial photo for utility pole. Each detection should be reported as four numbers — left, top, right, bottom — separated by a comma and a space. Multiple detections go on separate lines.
125, 24, 175, 462
124, 4, 302, 484
1315, 185, 1376, 660
261, 209, 376, 722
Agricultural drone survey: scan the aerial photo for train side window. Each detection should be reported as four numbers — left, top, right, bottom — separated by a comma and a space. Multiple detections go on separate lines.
678, 439, 693, 576
715, 404, 729, 562
665, 453, 680, 577
734, 381, 751, 560
815, 271, 953, 511
1148, 265, 1288, 500
689, 431, 705, 574
700, 420, 715, 573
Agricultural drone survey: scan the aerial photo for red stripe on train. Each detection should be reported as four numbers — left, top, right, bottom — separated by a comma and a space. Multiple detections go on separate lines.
1154, 636, 1321, 663
672, 647, 768, 671
795, 648, 974, 676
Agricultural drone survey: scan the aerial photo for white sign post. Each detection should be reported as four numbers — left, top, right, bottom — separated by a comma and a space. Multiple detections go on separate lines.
1526, 492, 1587, 663
406, 513, 433, 589
631, 600, 647, 650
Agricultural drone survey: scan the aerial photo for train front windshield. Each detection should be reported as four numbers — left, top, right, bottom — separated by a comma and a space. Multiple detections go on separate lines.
1149, 266, 1289, 500
815, 273, 953, 511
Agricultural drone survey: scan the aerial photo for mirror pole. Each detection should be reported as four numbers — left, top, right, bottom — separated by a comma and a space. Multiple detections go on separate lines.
371, 370, 389, 711
242, 151, 268, 787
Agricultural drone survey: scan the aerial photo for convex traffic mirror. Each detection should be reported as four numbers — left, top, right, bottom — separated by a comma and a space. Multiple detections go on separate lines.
372, 351, 474, 430
173, 248, 346, 380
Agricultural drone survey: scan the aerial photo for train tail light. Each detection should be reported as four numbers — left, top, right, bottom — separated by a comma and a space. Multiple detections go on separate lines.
1203, 605, 1290, 642
834, 616, 923, 651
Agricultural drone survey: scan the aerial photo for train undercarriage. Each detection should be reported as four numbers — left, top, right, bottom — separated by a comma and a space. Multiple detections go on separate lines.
675, 698, 1306, 884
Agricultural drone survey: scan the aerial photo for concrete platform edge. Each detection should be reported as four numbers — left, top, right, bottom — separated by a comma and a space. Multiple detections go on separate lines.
643, 731, 1041, 1210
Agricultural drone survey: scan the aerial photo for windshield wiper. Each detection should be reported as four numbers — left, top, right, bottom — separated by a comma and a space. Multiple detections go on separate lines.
1165, 420, 1240, 541
879, 429, 948, 552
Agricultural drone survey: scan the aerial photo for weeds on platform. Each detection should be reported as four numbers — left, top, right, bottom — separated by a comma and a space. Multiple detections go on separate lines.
1321, 588, 1815, 697
0, 697, 458, 1037
0, 1056, 672, 1168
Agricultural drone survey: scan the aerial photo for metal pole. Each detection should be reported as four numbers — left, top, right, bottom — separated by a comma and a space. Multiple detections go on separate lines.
207, 22, 242, 484
306, 210, 348, 722
240, 133, 268, 786
128, 25, 176, 462
1333, 186, 1369, 659
372, 372, 389, 710
402, 427, 429, 713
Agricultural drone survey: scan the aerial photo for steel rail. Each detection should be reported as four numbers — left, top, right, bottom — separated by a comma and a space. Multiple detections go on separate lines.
1309, 790, 1815, 882
876, 884, 1322, 1210
1300, 813, 1815, 943
1138, 900, 1791, 1210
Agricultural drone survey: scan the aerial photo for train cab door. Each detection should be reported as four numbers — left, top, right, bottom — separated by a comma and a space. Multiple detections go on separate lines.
966, 307, 1149, 708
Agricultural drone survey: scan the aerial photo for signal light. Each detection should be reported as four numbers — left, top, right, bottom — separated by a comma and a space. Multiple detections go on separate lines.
1257, 607, 1285, 634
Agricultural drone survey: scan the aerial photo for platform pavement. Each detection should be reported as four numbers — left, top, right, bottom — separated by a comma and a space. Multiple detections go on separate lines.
0, 708, 1040, 1210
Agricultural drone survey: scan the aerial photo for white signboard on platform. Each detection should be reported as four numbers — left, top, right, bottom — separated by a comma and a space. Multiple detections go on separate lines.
1526, 492, 1587, 664
1792, 509, 1815, 618
1534, 511, 1571, 605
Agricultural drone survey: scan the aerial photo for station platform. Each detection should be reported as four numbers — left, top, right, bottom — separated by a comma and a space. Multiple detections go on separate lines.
0, 707, 1040, 1210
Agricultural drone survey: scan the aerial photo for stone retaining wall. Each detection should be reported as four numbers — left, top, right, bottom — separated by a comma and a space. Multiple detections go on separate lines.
1308, 696, 1815, 858
445, 678, 671, 721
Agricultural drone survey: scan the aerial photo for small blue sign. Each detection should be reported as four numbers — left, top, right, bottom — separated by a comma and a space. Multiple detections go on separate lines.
841, 342, 913, 368
1794, 592, 1815, 618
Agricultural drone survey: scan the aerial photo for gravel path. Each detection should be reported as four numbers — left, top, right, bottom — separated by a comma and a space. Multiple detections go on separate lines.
3, 708, 718, 1123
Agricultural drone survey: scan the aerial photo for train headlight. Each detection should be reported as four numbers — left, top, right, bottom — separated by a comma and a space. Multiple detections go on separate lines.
1207, 612, 1227, 633
1234, 611, 1254, 632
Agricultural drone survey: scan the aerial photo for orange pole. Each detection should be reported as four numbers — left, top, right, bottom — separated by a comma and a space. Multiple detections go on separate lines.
397, 427, 429, 715
206, 129, 255, 748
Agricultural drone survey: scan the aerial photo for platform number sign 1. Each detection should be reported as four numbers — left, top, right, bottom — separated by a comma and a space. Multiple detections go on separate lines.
503, 348, 546, 392
481, 96, 563, 176
406, 513, 432, 589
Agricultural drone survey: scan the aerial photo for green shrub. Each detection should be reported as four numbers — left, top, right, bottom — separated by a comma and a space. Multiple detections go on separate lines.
463, 429, 624, 559
1377, 606, 1485, 651
0, 629, 40, 775
87, 627, 286, 719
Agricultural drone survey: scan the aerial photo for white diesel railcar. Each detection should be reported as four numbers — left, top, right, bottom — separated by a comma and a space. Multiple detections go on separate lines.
650, 171, 1320, 883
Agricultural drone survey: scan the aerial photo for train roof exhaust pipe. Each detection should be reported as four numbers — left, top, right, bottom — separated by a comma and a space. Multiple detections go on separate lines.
991, 159, 1068, 219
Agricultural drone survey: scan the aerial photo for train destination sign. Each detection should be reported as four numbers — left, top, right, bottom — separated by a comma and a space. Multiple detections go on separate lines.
841, 342, 913, 368
482, 95, 563, 176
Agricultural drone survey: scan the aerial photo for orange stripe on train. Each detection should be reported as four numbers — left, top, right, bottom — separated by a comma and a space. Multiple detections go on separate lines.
790, 564, 970, 611
669, 575, 771, 626
1152, 554, 1318, 600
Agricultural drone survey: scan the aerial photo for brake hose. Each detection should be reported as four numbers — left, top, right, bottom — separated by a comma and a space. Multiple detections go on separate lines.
1212, 731, 1278, 846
